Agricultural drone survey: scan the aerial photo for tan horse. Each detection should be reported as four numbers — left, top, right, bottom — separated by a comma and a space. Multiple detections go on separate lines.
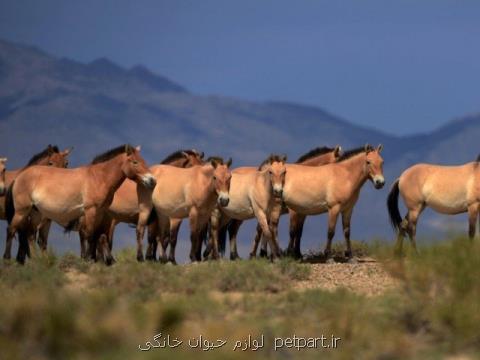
204, 154, 287, 260
140, 157, 232, 263
0, 158, 6, 196
2, 145, 73, 259
100, 149, 204, 261
388, 155, 480, 254
6, 144, 155, 264
251, 146, 342, 258
280, 145, 385, 261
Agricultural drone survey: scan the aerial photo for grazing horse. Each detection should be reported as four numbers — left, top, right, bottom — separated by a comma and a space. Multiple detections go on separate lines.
2, 145, 73, 259
6, 144, 155, 264
281, 145, 385, 262
388, 155, 480, 254
141, 157, 232, 263
204, 154, 287, 260
247, 146, 342, 258
99, 149, 204, 261
0, 158, 7, 196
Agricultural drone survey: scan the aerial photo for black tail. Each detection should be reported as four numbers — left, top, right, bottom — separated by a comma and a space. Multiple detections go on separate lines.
387, 179, 402, 232
146, 207, 157, 225
5, 182, 15, 224
64, 218, 80, 233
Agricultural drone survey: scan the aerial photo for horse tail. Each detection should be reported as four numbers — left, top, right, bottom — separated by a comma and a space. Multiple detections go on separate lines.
146, 207, 157, 225
387, 179, 402, 232
16, 227, 29, 264
5, 182, 15, 224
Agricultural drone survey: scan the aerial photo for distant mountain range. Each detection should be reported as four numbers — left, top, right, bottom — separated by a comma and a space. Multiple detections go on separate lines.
1, 38, 479, 258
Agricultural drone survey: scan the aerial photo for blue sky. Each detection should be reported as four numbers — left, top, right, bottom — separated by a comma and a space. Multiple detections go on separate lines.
1, 0, 479, 135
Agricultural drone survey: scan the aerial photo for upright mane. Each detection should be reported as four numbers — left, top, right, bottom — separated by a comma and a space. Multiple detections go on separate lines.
258, 154, 287, 170
296, 146, 335, 163
161, 149, 199, 164
26, 145, 60, 166
337, 145, 373, 162
91, 144, 131, 164
206, 156, 225, 164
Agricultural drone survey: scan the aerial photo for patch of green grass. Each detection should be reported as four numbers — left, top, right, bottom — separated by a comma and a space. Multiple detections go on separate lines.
1, 238, 480, 359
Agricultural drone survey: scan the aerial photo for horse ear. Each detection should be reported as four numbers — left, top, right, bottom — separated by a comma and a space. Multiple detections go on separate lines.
62, 147, 74, 156
377, 144, 383, 153
210, 158, 219, 168
200, 151, 205, 159
125, 144, 133, 155
0, 157, 6, 163
135, 145, 141, 152
181, 151, 189, 158
226, 158, 233, 167
334, 145, 342, 157
364, 143, 372, 153
281, 154, 288, 163
47, 144, 54, 155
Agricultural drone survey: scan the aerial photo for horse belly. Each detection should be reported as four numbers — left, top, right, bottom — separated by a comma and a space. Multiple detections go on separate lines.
32, 190, 84, 226
424, 187, 468, 215
221, 201, 254, 220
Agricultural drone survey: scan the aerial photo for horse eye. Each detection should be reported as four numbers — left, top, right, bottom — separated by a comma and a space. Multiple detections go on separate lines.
48, 161, 54, 166
132, 160, 139, 165
213, 176, 217, 180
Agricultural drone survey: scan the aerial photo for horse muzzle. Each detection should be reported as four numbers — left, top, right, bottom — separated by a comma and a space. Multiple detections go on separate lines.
141, 174, 157, 189
218, 194, 230, 207
273, 187, 283, 198
373, 176, 385, 189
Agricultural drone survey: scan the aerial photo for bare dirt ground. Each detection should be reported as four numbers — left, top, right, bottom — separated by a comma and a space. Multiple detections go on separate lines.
294, 260, 399, 296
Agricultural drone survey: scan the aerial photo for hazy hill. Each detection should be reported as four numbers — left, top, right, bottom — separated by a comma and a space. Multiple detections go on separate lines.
1, 38, 479, 259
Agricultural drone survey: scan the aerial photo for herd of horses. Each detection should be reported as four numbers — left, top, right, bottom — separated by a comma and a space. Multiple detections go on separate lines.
0, 143, 478, 266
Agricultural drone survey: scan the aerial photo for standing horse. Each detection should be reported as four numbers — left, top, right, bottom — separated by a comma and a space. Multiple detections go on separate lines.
2, 145, 72, 259
0, 158, 7, 196
388, 155, 480, 254
204, 154, 287, 260
100, 149, 204, 261
6, 144, 155, 264
247, 146, 341, 258
280, 145, 384, 262
140, 157, 232, 263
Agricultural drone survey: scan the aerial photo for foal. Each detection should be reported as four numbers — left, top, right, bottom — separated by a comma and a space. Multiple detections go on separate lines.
205, 154, 287, 260
281, 145, 385, 262
6, 145, 155, 264
140, 157, 232, 263
388, 155, 480, 254
2, 145, 72, 259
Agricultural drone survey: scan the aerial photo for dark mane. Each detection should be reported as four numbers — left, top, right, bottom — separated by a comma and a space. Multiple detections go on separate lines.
91, 144, 131, 164
206, 156, 225, 164
296, 146, 335, 163
258, 154, 286, 170
337, 145, 373, 162
26, 145, 60, 166
161, 149, 198, 164
476, 154, 480, 162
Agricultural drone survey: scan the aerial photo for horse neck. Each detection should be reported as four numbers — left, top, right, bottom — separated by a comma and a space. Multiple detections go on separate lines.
165, 158, 186, 168
256, 170, 273, 195
198, 165, 218, 203
337, 154, 369, 190
90, 156, 127, 196
300, 153, 334, 166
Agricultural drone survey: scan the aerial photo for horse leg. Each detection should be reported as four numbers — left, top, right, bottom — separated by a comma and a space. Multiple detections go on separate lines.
37, 219, 52, 253
168, 218, 181, 265
291, 213, 306, 260
135, 208, 153, 262
323, 206, 340, 262
255, 208, 280, 260
228, 219, 243, 260
146, 220, 159, 261
250, 223, 264, 258
406, 207, 423, 254
468, 203, 479, 240
7, 210, 31, 264
157, 215, 170, 263
342, 208, 355, 262
250, 223, 263, 259
197, 223, 208, 261
203, 209, 220, 260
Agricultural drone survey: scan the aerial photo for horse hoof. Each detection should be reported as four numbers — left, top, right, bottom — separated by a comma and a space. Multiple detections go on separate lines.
105, 256, 115, 266
259, 249, 268, 258
168, 258, 177, 265
347, 257, 358, 264
230, 253, 240, 261
3, 254, 11, 260
137, 254, 145, 262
